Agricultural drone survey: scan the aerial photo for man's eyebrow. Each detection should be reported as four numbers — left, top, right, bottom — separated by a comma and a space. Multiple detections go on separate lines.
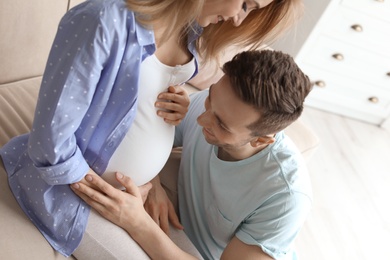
209, 85, 231, 132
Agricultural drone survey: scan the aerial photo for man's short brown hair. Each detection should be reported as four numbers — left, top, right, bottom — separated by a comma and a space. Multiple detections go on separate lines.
222, 50, 312, 136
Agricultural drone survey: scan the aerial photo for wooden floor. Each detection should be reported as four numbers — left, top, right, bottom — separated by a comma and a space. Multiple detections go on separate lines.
294, 107, 390, 260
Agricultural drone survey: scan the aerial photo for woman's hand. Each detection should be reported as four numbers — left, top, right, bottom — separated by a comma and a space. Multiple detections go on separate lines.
71, 172, 152, 231
155, 85, 190, 126
144, 176, 183, 235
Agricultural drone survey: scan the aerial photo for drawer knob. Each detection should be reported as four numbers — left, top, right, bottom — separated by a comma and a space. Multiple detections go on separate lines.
387, 72, 390, 77
368, 97, 379, 103
332, 53, 344, 61
314, 81, 326, 88
374, 0, 384, 2
351, 24, 363, 32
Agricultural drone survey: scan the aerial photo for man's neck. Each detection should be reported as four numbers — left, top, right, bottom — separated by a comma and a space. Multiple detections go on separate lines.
217, 143, 270, 162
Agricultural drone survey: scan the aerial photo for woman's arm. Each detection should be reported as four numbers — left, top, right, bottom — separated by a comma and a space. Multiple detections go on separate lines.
28, 5, 113, 185
71, 173, 198, 260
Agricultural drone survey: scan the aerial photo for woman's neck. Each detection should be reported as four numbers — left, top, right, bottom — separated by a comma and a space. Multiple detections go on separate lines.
152, 21, 192, 66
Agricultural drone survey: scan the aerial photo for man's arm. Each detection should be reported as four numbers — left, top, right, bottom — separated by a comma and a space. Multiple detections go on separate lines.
71, 173, 198, 260
144, 175, 183, 235
221, 236, 273, 260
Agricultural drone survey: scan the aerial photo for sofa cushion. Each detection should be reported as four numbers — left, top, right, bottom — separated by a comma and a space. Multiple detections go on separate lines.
0, 0, 67, 84
0, 78, 40, 146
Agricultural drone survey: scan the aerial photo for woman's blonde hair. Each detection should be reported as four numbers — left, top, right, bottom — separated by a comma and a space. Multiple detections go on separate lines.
198, 0, 304, 62
125, 0, 203, 44
126, 0, 303, 61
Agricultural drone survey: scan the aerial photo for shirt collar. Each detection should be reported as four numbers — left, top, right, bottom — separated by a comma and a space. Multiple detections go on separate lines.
134, 20, 156, 54
133, 19, 202, 76
188, 22, 203, 45
187, 22, 203, 78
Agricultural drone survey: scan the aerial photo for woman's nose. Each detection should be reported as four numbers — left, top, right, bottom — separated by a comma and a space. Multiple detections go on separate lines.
232, 15, 241, 27
232, 11, 249, 27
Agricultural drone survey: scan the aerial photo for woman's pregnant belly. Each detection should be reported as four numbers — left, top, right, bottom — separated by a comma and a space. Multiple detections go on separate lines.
103, 54, 195, 188
103, 100, 174, 188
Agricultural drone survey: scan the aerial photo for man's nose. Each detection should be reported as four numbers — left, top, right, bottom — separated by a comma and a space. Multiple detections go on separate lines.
197, 111, 209, 126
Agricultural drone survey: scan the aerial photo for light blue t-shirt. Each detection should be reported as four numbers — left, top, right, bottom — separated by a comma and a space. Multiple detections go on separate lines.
174, 90, 312, 259
0, 0, 201, 256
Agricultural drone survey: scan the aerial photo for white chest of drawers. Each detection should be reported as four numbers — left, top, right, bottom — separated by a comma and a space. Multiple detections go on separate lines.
272, 0, 390, 128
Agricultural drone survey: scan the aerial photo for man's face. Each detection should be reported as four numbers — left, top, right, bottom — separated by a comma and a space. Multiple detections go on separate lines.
197, 75, 262, 150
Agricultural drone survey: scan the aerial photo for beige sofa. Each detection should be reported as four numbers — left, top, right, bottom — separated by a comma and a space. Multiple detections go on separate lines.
0, 0, 320, 259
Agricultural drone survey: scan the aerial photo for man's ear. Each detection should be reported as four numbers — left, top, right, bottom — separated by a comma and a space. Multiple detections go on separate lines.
250, 135, 275, 148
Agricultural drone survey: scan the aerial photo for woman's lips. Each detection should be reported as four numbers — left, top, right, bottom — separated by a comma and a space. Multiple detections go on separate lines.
214, 15, 224, 24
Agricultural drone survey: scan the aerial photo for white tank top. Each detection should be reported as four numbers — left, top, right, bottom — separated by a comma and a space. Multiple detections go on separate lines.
103, 54, 196, 187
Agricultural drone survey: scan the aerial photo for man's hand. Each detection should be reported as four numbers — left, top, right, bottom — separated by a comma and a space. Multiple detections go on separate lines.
71, 173, 152, 231
144, 176, 183, 235
78, 168, 100, 189
155, 85, 190, 126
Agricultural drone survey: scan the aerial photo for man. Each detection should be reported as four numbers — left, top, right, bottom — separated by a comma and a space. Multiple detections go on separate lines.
72, 50, 313, 259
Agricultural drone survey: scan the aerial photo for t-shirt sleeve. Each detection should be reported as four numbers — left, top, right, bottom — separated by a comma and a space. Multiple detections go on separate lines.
235, 191, 312, 259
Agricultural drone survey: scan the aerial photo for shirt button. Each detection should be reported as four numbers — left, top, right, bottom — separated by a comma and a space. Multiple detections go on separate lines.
108, 142, 114, 147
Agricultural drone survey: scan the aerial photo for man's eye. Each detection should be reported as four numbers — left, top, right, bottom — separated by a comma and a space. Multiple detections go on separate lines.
242, 2, 248, 12
218, 122, 229, 132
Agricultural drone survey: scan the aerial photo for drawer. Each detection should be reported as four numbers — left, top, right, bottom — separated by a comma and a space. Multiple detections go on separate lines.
341, 0, 390, 23
300, 65, 390, 122
322, 6, 390, 55
299, 36, 390, 90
